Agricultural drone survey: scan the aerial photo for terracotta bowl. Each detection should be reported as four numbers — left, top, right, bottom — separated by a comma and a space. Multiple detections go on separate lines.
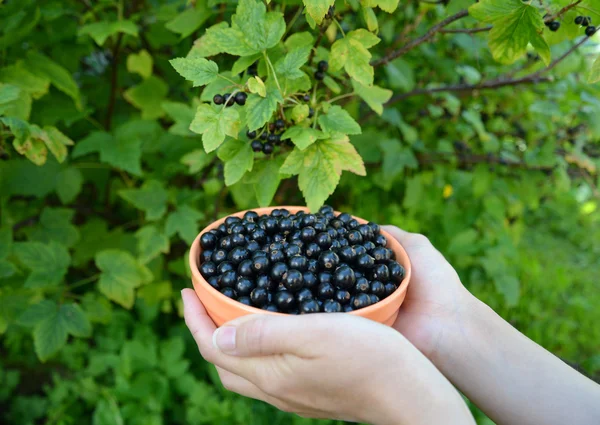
189, 206, 412, 326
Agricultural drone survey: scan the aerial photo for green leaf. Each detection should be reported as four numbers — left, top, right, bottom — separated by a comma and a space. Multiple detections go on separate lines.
78, 20, 138, 45
18, 300, 57, 327
351, 81, 392, 115
96, 250, 152, 309
330, 30, 379, 86
232, 54, 262, 75
247, 76, 267, 97
72, 131, 143, 176
42, 126, 72, 163
0, 116, 30, 141
165, 206, 204, 244
60, 303, 92, 338
190, 104, 241, 153
218, 139, 254, 186
379, 139, 418, 188
55, 166, 83, 204
469, 0, 550, 65
135, 226, 170, 264
191, 22, 231, 57
127, 50, 153, 79
362, 0, 400, 13
291, 104, 310, 123
180, 149, 213, 174
462, 109, 490, 142
13, 134, 47, 165
362, 7, 378, 32
33, 309, 68, 362
589, 56, 600, 84
25, 52, 80, 107
0, 61, 50, 99
0, 83, 21, 105
165, 6, 211, 39
162, 101, 195, 136
30, 207, 80, 248
280, 135, 366, 211
123, 76, 168, 120
275, 44, 312, 80
92, 398, 123, 425
14, 241, 70, 288
281, 126, 325, 150
169, 57, 219, 87
303, 0, 335, 24
247, 158, 284, 207
385, 58, 415, 91
495, 275, 520, 307
246, 87, 283, 132
232, 0, 286, 52
0, 226, 12, 259
318, 105, 362, 135
0, 260, 17, 278
118, 180, 169, 221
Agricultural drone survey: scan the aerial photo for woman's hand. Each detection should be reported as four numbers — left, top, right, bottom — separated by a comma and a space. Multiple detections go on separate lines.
182, 289, 474, 425
383, 226, 476, 363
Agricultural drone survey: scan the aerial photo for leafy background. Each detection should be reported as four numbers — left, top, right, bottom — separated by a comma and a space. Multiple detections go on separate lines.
1, 0, 599, 424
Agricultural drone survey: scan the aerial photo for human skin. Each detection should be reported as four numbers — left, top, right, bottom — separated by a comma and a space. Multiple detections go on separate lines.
181, 290, 475, 425
182, 225, 600, 425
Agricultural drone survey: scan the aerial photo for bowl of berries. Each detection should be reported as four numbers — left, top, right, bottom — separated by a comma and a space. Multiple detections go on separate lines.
189, 206, 411, 326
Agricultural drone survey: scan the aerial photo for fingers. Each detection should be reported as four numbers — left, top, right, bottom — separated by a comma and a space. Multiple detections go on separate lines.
214, 314, 320, 357
382, 225, 432, 251
216, 367, 276, 404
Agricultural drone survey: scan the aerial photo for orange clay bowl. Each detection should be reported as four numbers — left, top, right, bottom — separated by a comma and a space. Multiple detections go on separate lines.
189, 206, 412, 327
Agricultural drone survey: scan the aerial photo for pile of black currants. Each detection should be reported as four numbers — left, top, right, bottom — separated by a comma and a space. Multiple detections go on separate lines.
198, 206, 406, 315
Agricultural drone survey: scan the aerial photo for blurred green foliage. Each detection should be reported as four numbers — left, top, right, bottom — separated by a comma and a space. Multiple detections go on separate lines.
1, 0, 599, 424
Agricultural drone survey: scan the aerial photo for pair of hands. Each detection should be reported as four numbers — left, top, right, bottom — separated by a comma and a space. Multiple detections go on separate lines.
181, 226, 476, 425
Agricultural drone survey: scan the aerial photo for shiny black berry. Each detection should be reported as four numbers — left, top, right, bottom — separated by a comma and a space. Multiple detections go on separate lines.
260, 132, 267, 140
238, 259, 254, 277
317, 282, 335, 299
213, 94, 224, 105
274, 290, 295, 311
356, 254, 375, 269
207, 276, 219, 289
263, 142, 274, 154
317, 60, 329, 72
308, 107, 314, 118
270, 262, 288, 282
235, 92, 247, 106
200, 232, 217, 250
247, 130, 257, 139
335, 289, 351, 304
211, 249, 227, 264
269, 250, 286, 264
370, 280, 386, 298
374, 234, 387, 247
251, 256, 269, 274
300, 299, 320, 314
251, 140, 263, 152
217, 261, 234, 274
355, 277, 370, 293
388, 261, 405, 283
371, 264, 390, 282
235, 278, 254, 296
369, 294, 380, 305
201, 250, 213, 263
303, 271, 318, 289
237, 296, 251, 306
575, 16, 584, 25
275, 119, 285, 130
314, 71, 325, 80
334, 265, 356, 289
303, 94, 311, 102
352, 293, 371, 310
250, 287, 269, 307
384, 282, 397, 297
343, 304, 353, 312
283, 269, 303, 292
548, 21, 560, 31
288, 255, 307, 271
305, 242, 321, 258
200, 261, 217, 278
315, 232, 332, 249
301, 226, 317, 242
586, 25, 596, 36
228, 246, 250, 264
323, 299, 342, 313
264, 304, 279, 312
220, 287, 237, 298
318, 251, 339, 271
296, 288, 313, 303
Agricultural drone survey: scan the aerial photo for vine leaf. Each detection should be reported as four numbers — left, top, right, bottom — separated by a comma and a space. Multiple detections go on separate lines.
329, 29, 380, 86
281, 126, 325, 150
165, 206, 204, 245
14, 241, 70, 289
352, 81, 392, 115
135, 226, 170, 264
303, 0, 335, 24
169, 57, 219, 87
218, 139, 254, 186
469, 0, 550, 65
318, 105, 362, 135
127, 50, 153, 79
118, 180, 169, 221
190, 104, 241, 152
72, 131, 143, 176
78, 20, 139, 46
95, 250, 153, 309
247, 76, 267, 97
280, 134, 366, 211
246, 85, 283, 131
361, 0, 400, 13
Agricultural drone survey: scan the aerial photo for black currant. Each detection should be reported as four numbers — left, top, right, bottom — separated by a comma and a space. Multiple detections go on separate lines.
346, 230, 363, 245
548, 21, 560, 31
235, 278, 254, 296
237, 296, 251, 306
200, 261, 217, 279
217, 261, 234, 274
238, 259, 254, 277
374, 234, 387, 247
251, 140, 263, 152
388, 261, 405, 283
318, 251, 340, 271
270, 262, 288, 282
303, 94, 311, 102
296, 288, 313, 303
356, 253, 375, 269
301, 226, 317, 242
219, 271, 237, 288
308, 107, 314, 118
252, 255, 270, 273
370, 280, 386, 298
369, 294, 380, 305
575, 16, 584, 25
300, 299, 320, 314
247, 129, 257, 139
352, 293, 370, 310
303, 271, 318, 289
250, 287, 269, 307
228, 246, 250, 264
220, 287, 237, 298
314, 71, 325, 80
211, 249, 227, 264
318, 272, 332, 285
371, 264, 390, 282
283, 269, 304, 292
275, 119, 285, 130
343, 304, 354, 312
213, 94, 224, 105
250, 228, 268, 243
264, 304, 278, 312
200, 232, 217, 250
288, 255, 308, 271
317, 282, 335, 299
201, 250, 213, 263
274, 290, 295, 311
335, 289, 351, 304
262, 142, 274, 154
235, 92, 247, 106
338, 246, 356, 263
334, 265, 356, 289
586, 25, 596, 36
207, 276, 219, 289
317, 60, 329, 72
315, 232, 332, 249
355, 277, 370, 293
260, 132, 268, 140
244, 211, 259, 222
307, 259, 319, 273
269, 249, 286, 264
384, 282, 397, 297
323, 299, 342, 313
256, 274, 275, 291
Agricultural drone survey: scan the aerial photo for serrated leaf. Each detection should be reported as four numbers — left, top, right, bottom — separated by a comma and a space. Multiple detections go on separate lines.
233, 0, 286, 52
470, 0, 550, 65
162, 101, 195, 136
329, 30, 379, 86
135, 226, 170, 264
247, 158, 284, 207
191, 22, 231, 57
13, 135, 47, 165
42, 126, 72, 163
247, 76, 267, 97
0, 116, 30, 141
190, 104, 241, 152
275, 44, 312, 79
55, 166, 83, 204
318, 105, 362, 135
352, 81, 392, 115
303, 0, 335, 24
18, 300, 57, 327
78, 20, 138, 45
281, 126, 324, 150
246, 86, 283, 131
379, 138, 418, 188
72, 131, 143, 176
385, 58, 415, 91
280, 135, 365, 211
362, 7, 378, 32
0, 260, 17, 278
218, 139, 254, 186
124, 76, 168, 120
170, 57, 219, 87
180, 149, 213, 174
33, 310, 68, 362
60, 303, 92, 338
323, 76, 341, 93
0, 83, 21, 105
0, 61, 49, 99
30, 207, 80, 248
165, 6, 211, 39
14, 241, 70, 288
25, 52, 80, 107
165, 206, 204, 244
96, 250, 152, 309
589, 56, 600, 84
127, 50, 153, 79
362, 0, 399, 13
119, 180, 168, 221
232, 54, 262, 75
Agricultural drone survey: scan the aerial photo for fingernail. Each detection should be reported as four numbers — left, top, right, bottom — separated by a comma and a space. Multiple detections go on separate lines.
213, 326, 236, 353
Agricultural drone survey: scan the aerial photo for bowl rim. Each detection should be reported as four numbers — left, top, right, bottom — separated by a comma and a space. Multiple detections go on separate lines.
188, 206, 412, 318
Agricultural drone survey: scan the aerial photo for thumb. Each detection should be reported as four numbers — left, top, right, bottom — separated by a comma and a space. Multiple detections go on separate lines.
382, 225, 434, 254
213, 314, 322, 357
